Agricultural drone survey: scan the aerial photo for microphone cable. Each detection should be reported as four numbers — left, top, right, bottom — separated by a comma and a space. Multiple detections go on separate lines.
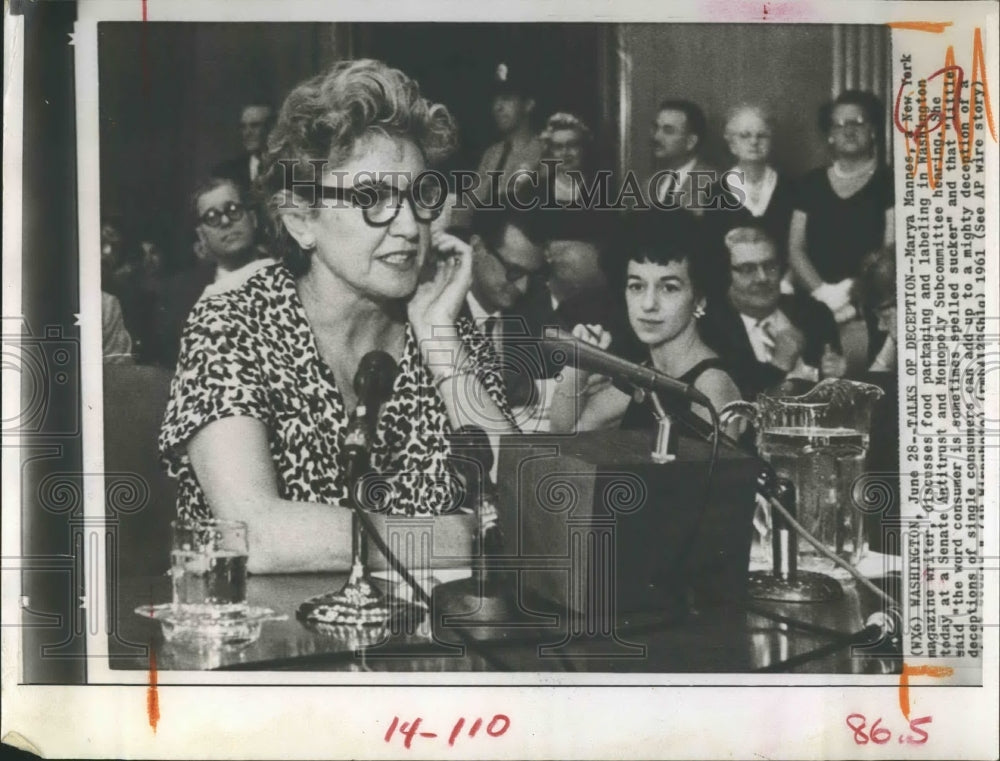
750, 608, 901, 673
346, 484, 512, 672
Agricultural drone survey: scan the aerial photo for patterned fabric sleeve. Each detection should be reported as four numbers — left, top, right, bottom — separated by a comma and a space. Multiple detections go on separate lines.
158, 296, 270, 478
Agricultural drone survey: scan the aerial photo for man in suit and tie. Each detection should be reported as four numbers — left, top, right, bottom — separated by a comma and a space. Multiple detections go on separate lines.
649, 99, 717, 217
460, 207, 548, 407
212, 101, 275, 191
704, 226, 847, 398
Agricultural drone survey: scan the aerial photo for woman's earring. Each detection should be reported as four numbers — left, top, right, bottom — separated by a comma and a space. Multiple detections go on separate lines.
693, 304, 706, 319
302, 239, 316, 251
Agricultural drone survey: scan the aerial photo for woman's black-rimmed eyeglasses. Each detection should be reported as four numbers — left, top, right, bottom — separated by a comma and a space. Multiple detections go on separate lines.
311, 177, 448, 228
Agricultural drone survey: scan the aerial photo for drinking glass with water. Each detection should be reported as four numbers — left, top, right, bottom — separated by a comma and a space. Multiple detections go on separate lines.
171, 518, 249, 620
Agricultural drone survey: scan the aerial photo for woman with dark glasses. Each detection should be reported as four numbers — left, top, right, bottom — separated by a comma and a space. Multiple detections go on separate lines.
160, 60, 515, 573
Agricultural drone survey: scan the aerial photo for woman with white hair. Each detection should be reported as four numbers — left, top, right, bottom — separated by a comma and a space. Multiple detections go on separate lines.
718, 104, 795, 257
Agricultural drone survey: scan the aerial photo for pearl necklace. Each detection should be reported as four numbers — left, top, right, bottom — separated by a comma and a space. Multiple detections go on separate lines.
832, 158, 877, 179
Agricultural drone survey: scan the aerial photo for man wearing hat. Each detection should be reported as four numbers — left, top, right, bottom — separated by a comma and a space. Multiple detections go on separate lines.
476, 62, 545, 203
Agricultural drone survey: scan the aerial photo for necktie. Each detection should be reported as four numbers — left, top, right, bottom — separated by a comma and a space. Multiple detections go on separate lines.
483, 315, 499, 348
494, 141, 513, 174
658, 173, 678, 205
756, 317, 775, 362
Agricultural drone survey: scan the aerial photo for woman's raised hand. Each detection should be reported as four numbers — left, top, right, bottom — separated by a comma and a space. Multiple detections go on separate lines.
571, 323, 612, 350
566, 323, 613, 389
408, 230, 473, 341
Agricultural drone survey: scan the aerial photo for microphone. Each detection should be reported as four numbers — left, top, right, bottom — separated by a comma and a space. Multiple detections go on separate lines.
343, 351, 400, 491
448, 425, 494, 485
542, 329, 712, 408
353, 350, 399, 422
447, 425, 504, 572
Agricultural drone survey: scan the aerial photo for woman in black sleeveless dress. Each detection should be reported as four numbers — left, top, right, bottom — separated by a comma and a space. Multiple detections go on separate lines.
548, 213, 743, 436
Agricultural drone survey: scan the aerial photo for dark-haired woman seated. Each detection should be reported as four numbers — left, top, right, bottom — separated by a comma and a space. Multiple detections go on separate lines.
548, 214, 742, 436
159, 60, 515, 573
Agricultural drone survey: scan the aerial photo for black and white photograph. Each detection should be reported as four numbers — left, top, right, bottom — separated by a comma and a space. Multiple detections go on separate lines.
3, 0, 997, 758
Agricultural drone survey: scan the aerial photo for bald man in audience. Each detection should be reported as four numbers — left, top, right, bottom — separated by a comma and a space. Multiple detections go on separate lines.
213, 101, 275, 190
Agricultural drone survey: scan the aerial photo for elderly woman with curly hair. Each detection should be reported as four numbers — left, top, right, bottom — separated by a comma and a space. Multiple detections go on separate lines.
537, 112, 595, 205
159, 60, 515, 573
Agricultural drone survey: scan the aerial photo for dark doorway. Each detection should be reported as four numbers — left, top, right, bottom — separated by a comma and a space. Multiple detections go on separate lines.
353, 23, 615, 174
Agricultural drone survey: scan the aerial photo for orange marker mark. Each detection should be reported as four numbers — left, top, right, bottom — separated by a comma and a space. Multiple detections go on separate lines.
898, 663, 953, 719
887, 21, 953, 34
147, 644, 160, 732
893, 26, 997, 190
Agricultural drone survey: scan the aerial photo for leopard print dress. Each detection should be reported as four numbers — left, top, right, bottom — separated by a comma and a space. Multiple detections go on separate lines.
159, 262, 513, 521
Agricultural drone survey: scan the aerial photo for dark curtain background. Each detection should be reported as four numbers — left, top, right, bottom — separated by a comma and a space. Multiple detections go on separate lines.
98, 23, 340, 270
355, 23, 613, 176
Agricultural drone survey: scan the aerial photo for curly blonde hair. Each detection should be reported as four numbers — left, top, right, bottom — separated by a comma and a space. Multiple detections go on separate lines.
258, 59, 458, 274
539, 112, 592, 152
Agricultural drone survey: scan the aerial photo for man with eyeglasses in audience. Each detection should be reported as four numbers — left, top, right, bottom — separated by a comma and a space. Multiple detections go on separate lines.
154, 177, 274, 366
463, 207, 547, 407
704, 226, 846, 399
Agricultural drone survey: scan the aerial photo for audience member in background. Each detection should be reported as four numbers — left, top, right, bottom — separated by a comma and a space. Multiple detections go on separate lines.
716, 105, 795, 258
788, 90, 894, 367
702, 226, 845, 400
476, 62, 544, 203
463, 207, 547, 407
519, 208, 637, 353
154, 177, 274, 367
544, 217, 608, 306
138, 237, 167, 284
501, 208, 640, 423
648, 99, 715, 217
100, 218, 131, 292
112, 233, 169, 363
102, 291, 134, 364
101, 217, 154, 361
538, 112, 595, 206
549, 213, 741, 435
852, 246, 897, 373
212, 101, 275, 190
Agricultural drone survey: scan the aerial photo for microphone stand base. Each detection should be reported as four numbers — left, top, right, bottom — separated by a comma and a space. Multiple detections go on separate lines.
748, 570, 843, 603
432, 575, 553, 643
297, 577, 392, 627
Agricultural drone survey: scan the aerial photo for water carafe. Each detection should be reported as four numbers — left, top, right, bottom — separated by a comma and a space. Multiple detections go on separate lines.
720, 379, 884, 576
